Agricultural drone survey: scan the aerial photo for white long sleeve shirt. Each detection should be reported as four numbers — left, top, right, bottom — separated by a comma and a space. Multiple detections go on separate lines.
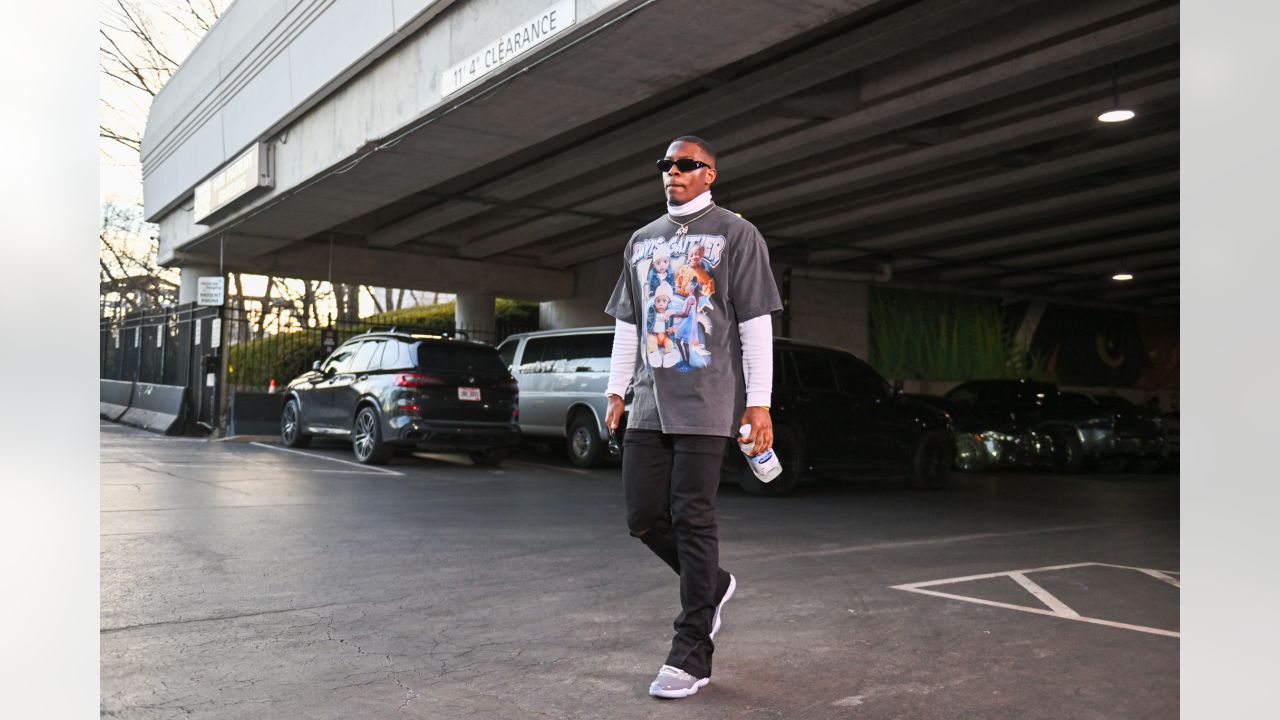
605, 315, 773, 407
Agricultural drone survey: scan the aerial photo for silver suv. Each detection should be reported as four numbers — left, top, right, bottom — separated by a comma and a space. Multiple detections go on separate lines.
496, 327, 625, 467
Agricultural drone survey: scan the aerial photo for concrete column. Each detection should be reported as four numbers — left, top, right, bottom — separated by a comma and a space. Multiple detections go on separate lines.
539, 255, 614, 329
455, 290, 496, 342
177, 264, 221, 305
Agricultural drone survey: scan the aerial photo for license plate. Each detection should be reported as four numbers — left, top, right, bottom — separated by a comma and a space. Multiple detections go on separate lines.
458, 387, 481, 401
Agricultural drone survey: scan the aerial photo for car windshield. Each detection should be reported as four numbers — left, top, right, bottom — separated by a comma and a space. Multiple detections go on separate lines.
414, 343, 506, 373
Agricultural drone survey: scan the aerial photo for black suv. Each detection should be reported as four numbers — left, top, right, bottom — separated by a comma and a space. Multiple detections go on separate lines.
727, 339, 953, 496
280, 332, 519, 465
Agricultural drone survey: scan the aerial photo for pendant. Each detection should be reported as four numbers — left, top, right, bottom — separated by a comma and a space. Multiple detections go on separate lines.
675, 225, 688, 238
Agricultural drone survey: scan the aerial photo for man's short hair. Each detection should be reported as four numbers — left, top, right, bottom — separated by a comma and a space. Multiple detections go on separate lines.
670, 135, 717, 165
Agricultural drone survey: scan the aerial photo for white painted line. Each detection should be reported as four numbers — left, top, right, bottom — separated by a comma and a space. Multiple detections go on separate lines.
249, 442, 404, 476
890, 561, 1180, 638
1137, 568, 1181, 588
775, 522, 1177, 560
893, 586, 1180, 638
1009, 571, 1080, 618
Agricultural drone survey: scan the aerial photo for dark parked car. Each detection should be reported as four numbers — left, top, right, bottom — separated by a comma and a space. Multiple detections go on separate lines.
725, 339, 953, 496
280, 332, 520, 465
942, 380, 1122, 472
1090, 394, 1167, 472
908, 393, 1056, 472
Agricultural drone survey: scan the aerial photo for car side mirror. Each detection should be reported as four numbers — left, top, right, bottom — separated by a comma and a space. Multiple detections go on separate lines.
312, 361, 323, 372
893, 379, 904, 398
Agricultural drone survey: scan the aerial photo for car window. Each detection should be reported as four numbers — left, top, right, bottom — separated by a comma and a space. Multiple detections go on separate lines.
378, 341, 412, 370
415, 343, 507, 373
496, 339, 518, 370
787, 350, 837, 391
830, 352, 887, 400
350, 340, 383, 372
553, 334, 611, 373
322, 343, 360, 374
519, 337, 551, 374
945, 383, 979, 404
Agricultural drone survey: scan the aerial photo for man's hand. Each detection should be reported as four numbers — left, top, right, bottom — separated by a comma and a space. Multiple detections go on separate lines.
605, 394, 625, 433
739, 406, 773, 456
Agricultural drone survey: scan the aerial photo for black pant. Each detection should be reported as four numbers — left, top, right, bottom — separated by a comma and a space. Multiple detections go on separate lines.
623, 429, 732, 678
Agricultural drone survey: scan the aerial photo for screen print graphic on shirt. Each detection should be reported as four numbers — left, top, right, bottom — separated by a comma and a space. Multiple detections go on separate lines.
631, 233, 726, 373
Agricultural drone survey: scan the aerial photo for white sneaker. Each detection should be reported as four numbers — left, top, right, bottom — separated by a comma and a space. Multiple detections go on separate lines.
648, 664, 710, 699
711, 573, 736, 639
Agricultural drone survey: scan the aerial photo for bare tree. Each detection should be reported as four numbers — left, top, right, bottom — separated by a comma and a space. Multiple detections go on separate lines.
99, 0, 232, 316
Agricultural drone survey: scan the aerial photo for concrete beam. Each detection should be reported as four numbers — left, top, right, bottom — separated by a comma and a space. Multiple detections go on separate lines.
935, 229, 1179, 282
893, 204, 1179, 271
806, 171, 1178, 264
252, 244, 573, 301
366, 0, 1046, 249
533, 7, 1180, 269
782, 132, 1177, 237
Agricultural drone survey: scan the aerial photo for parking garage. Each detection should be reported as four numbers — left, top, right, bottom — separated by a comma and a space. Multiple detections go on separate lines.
99, 0, 1180, 716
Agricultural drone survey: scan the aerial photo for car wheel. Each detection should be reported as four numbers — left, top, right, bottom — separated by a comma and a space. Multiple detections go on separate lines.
908, 432, 951, 490
351, 406, 392, 465
1048, 428, 1085, 473
953, 433, 987, 472
469, 448, 508, 466
566, 414, 604, 468
738, 425, 803, 497
281, 399, 311, 448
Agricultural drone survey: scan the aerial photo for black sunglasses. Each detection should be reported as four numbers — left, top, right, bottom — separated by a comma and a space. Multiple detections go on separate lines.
656, 158, 713, 173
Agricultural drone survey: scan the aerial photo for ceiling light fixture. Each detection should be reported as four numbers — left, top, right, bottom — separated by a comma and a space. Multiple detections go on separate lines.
1097, 63, 1135, 123
1112, 273, 1134, 281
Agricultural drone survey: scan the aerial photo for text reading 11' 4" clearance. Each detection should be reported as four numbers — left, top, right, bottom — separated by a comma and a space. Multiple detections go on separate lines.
441, 0, 577, 96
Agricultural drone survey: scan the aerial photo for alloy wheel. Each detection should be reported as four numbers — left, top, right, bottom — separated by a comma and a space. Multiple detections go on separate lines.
571, 426, 592, 459
282, 403, 298, 443
354, 410, 375, 461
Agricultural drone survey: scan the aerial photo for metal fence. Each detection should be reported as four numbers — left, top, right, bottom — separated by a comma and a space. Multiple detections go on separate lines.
101, 302, 536, 433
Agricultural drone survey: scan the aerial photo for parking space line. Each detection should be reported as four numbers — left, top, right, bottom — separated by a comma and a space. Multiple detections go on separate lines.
891, 561, 1180, 638
1137, 568, 1181, 588
249, 442, 404, 476
1008, 571, 1080, 618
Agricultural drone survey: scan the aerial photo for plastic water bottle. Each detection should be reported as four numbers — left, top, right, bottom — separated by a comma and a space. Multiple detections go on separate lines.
738, 424, 783, 483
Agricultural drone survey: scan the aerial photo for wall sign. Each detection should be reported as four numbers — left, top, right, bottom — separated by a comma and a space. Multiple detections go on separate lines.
210, 318, 222, 349
441, 0, 576, 96
194, 142, 274, 223
197, 276, 225, 306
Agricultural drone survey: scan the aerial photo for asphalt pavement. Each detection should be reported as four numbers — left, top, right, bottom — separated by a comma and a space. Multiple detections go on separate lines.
100, 421, 1179, 719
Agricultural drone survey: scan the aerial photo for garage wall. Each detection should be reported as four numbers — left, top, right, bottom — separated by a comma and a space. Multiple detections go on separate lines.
784, 274, 871, 360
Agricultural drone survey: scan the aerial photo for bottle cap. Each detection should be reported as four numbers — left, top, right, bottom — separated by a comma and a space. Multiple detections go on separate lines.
739, 424, 752, 441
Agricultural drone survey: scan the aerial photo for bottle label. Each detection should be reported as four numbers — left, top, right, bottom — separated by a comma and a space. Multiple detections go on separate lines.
753, 449, 775, 464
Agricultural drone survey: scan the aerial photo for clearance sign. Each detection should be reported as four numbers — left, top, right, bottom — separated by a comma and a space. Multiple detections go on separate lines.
441, 0, 576, 96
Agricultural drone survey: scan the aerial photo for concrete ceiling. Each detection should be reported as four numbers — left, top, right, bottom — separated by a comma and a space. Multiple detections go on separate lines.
211, 0, 1179, 311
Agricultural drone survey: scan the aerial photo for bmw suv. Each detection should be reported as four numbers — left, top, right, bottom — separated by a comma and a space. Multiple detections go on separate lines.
280, 332, 519, 465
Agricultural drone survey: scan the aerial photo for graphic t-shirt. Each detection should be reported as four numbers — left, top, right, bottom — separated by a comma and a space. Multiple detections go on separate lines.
604, 205, 783, 437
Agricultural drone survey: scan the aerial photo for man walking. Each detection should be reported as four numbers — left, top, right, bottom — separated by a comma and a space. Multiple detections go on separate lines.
603, 136, 782, 698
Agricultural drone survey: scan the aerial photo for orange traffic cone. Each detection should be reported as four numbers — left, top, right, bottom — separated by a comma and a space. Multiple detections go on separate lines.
268, 378, 277, 393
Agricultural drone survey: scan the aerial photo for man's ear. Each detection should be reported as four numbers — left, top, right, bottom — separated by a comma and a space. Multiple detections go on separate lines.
706, 168, 717, 186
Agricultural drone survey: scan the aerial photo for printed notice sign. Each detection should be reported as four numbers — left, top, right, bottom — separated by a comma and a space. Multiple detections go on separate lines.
197, 276, 225, 306
441, 0, 576, 96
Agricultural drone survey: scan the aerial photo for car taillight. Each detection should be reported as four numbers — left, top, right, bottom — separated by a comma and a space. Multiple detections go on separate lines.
395, 398, 420, 412
395, 373, 444, 387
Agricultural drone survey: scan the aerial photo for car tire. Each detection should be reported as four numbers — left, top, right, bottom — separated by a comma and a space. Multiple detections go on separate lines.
351, 406, 392, 465
953, 433, 987, 472
281, 399, 311, 449
738, 425, 803, 497
566, 413, 604, 468
469, 448, 508, 466
908, 432, 951, 490
1048, 428, 1085, 473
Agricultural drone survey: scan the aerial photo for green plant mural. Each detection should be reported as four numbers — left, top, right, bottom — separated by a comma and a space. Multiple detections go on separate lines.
869, 287, 1051, 382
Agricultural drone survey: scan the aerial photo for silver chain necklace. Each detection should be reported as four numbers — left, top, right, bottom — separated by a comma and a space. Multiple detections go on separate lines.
665, 205, 716, 238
